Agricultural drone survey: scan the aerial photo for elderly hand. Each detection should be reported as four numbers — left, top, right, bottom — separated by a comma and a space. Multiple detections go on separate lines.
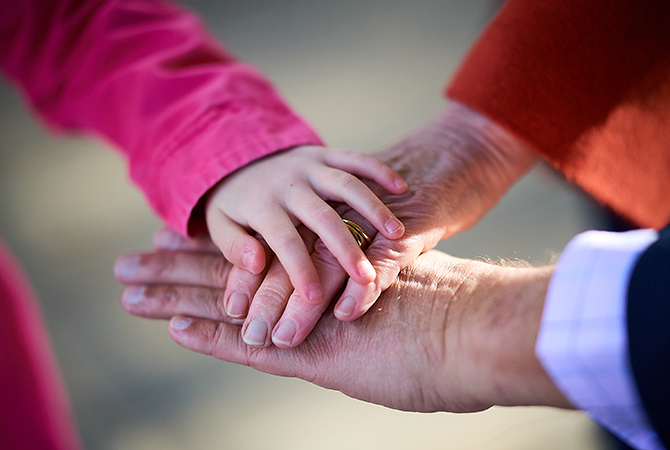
215, 101, 536, 348
330, 101, 537, 320
116, 236, 571, 413
115, 101, 536, 349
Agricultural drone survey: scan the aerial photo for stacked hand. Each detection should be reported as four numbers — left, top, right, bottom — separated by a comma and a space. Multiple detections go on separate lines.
204, 145, 408, 315
116, 232, 571, 413
115, 101, 570, 413
116, 101, 537, 349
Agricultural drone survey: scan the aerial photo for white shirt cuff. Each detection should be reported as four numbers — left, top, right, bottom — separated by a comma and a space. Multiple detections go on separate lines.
536, 229, 664, 450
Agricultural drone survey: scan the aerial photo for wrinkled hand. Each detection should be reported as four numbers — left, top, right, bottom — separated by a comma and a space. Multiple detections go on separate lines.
216, 101, 537, 348
116, 237, 570, 413
333, 101, 538, 319
205, 145, 407, 308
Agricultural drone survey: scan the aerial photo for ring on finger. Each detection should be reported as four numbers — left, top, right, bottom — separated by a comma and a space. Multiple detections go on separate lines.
343, 219, 373, 251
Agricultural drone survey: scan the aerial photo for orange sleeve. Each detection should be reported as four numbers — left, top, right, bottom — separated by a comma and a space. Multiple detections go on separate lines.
447, 0, 670, 229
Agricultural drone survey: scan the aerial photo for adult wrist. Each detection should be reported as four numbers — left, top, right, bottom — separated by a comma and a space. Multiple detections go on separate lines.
438, 101, 537, 201
448, 262, 573, 410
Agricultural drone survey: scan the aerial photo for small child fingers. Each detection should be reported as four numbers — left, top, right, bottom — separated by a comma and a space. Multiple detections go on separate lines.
207, 211, 266, 274
288, 191, 376, 285
223, 253, 270, 319
323, 150, 407, 194
310, 169, 404, 239
252, 208, 323, 310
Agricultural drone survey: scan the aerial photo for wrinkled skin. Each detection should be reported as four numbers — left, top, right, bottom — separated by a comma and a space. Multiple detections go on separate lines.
117, 233, 571, 413
204, 145, 407, 312
115, 102, 537, 349
218, 102, 537, 348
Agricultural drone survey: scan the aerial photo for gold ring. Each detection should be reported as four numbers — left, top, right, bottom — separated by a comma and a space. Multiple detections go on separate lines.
343, 219, 373, 251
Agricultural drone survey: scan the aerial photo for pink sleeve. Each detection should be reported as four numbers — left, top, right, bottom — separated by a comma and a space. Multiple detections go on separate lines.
0, 0, 323, 236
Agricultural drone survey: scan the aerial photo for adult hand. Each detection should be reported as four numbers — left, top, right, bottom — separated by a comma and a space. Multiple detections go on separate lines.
117, 240, 571, 413
331, 101, 537, 320
220, 101, 537, 348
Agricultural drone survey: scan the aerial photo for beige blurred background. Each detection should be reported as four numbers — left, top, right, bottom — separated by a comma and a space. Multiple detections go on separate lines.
0, 1, 618, 449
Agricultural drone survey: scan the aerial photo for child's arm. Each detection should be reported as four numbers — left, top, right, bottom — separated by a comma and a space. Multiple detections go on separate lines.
205, 145, 406, 306
0, 0, 322, 240
1, 0, 406, 320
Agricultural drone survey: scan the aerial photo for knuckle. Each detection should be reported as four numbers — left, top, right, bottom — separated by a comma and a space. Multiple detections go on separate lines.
254, 283, 291, 311
274, 231, 302, 252
310, 204, 338, 226
366, 155, 385, 170
205, 321, 226, 357
151, 254, 177, 279
246, 346, 268, 370
156, 285, 179, 306
345, 150, 366, 162
322, 169, 358, 191
209, 289, 229, 320
209, 256, 231, 288
335, 171, 358, 190
312, 240, 347, 275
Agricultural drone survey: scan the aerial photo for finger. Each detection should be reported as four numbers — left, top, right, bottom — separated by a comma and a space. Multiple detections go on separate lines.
239, 227, 318, 348
268, 216, 354, 348
169, 316, 252, 366
168, 315, 329, 379
323, 150, 408, 194
334, 234, 421, 321
271, 237, 350, 348
169, 316, 302, 377
287, 190, 376, 285
239, 256, 295, 348
222, 266, 266, 319
309, 168, 404, 239
223, 240, 271, 319
207, 210, 266, 274
152, 227, 219, 253
251, 207, 323, 308
122, 284, 242, 325
114, 251, 231, 288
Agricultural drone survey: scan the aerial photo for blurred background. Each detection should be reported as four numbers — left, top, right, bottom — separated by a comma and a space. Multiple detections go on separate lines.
0, 1, 618, 449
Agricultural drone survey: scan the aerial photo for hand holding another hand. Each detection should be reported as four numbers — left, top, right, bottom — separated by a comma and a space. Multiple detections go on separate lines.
116, 233, 571, 413
204, 145, 407, 308
212, 101, 537, 348
116, 101, 536, 350
331, 101, 537, 319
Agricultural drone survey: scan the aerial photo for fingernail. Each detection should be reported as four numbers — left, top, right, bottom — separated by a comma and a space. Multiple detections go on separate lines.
243, 319, 268, 346
385, 218, 403, 236
336, 297, 356, 318
114, 255, 140, 278
123, 286, 146, 304
394, 178, 407, 190
308, 284, 323, 302
171, 317, 192, 330
357, 260, 376, 280
273, 319, 297, 347
226, 291, 249, 318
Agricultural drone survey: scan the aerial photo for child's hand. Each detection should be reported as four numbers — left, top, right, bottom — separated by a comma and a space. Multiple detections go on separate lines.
204, 145, 407, 307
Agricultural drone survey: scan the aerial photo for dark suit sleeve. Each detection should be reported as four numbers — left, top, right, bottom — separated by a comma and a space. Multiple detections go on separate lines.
627, 224, 670, 447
